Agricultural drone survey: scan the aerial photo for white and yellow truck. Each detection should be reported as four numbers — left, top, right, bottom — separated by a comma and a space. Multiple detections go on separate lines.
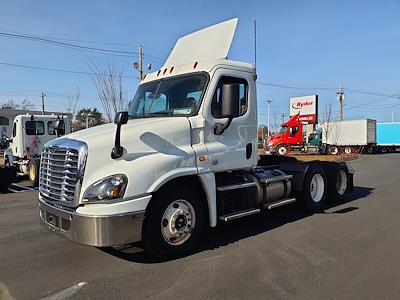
4, 114, 70, 185
38, 19, 354, 259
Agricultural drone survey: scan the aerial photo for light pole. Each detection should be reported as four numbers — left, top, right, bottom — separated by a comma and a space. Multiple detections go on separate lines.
267, 99, 273, 136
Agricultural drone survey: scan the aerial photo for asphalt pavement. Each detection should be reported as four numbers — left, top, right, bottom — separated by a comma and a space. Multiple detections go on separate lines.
1, 154, 400, 299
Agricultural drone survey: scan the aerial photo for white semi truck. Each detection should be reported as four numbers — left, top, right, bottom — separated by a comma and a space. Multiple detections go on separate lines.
4, 114, 70, 185
38, 19, 354, 259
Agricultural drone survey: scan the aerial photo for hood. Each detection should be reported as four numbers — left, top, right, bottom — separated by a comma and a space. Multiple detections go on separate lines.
268, 133, 283, 142
66, 117, 191, 152
62, 117, 195, 199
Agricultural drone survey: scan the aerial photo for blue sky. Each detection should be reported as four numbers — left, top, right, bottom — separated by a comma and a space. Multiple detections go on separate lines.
1, 0, 399, 127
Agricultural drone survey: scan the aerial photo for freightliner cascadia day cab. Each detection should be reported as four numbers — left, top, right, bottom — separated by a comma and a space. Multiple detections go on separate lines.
38, 19, 354, 259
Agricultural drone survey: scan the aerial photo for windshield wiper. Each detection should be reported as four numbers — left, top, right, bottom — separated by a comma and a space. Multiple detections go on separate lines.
146, 111, 174, 117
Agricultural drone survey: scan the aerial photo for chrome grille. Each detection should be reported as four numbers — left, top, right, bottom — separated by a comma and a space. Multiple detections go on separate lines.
39, 139, 87, 207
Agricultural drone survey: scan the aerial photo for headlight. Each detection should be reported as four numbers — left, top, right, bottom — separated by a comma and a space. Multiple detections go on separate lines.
83, 174, 127, 202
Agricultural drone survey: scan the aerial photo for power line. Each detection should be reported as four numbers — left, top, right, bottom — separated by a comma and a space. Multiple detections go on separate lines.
257, 81, 337, 91
0, 31, 139, 56
0, 62, 139, 79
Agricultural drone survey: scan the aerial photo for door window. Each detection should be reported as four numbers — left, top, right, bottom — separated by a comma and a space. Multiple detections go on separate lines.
211, 76, 248, 118
25, 121, 45, 135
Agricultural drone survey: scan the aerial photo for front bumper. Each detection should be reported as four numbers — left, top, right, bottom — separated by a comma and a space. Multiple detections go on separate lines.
265, 145, 276, 153
38, 199, 145, 247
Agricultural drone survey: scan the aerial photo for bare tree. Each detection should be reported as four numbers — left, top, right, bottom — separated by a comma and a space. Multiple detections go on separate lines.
89, 62, 126, 123
1, 100, 19, 109
66, 87, 80, 117
21, 99, 35, 110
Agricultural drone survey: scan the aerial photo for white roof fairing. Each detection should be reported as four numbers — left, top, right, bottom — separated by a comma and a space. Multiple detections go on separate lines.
163, 18, 238, 67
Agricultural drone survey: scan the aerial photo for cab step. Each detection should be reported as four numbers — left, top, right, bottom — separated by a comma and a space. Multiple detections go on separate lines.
266, 198, 296, 209
219, 208, 260, 221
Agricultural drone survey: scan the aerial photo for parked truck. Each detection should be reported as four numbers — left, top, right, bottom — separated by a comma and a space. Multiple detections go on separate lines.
373, 122, 400, 153
267, 115, 376, 155
4, 114, 70, 185
38, 19, 354, 259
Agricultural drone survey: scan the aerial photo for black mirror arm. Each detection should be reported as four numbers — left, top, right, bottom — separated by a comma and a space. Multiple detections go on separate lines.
214, 117, 233, 135
111, 124, 123, 159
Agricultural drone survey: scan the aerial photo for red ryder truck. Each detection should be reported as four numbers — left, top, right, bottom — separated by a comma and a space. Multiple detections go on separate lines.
267, 115, 376, 155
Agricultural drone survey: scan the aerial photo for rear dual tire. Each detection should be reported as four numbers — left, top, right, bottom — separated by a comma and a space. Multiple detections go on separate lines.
301, 164, 328, 212
325, 163, 350, 201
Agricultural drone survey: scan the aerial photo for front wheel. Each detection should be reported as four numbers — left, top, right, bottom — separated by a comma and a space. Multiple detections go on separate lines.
28, 159, 39, 186
276, 144, 288, 156
142, 184, 205, 260
301, 164, 328, 212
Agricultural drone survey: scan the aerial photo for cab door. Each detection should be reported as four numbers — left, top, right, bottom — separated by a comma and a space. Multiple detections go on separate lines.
202, 69, 257, 172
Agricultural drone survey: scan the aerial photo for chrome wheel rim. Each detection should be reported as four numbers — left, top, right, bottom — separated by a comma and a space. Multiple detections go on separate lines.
29, 164, 36, 181
278, 146, 287, 155
336, 170, 347, 195
330, 147, 339, 155
310, 174, 324, 203
161, 200, 196, 246
344, 147, 352, 154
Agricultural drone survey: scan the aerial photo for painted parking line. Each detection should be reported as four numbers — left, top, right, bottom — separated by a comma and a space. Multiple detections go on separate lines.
40, 282, 87, 300
8, 183, 36, 193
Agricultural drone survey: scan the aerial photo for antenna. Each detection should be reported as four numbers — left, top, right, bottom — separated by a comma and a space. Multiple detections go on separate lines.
254, 20, 257, 75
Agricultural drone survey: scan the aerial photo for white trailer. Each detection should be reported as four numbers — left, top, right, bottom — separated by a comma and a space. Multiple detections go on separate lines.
38, 19, 354, 260
4, 114, 70, 185
321, 119, 376, 154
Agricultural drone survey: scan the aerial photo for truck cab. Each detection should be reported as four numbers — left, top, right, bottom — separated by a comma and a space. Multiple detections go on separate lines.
267, 113, 303, 155
4, 114, 70, 184
38, 19, 353, 259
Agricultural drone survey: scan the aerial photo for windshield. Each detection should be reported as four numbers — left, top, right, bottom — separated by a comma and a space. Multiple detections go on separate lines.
128, 73, 208, 118
279, 126, 288, 134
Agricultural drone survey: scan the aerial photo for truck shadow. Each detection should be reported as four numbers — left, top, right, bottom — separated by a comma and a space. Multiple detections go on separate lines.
100, 186, 374, 263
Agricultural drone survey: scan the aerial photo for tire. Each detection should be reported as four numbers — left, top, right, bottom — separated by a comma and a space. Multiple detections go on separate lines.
344, 147, 352, 154
329, 146, 339, 155
325, 163, 349, 201
300, 164, 328, 212
380, 147, 388, 154
276, 144, 288, 156
142, 184, 206, 260
28, 159, 40, 186
366, 147, 374, 154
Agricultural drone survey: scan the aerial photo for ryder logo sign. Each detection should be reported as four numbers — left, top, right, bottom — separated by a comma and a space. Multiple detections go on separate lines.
289, 95, 318, 124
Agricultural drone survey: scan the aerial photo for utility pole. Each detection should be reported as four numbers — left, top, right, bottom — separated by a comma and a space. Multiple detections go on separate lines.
337, 84, 345, 121
41, 92, 46, 115
134, 45, 144, 80
267, 99, 273, 136
86, 113, 92, 129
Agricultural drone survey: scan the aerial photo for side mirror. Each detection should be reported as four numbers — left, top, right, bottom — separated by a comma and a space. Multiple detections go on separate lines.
53, 119, 65, 137
114, 111, 129, 125
221, 83, 240, 118
214, 83, 240, 135
111, 111, 129, 159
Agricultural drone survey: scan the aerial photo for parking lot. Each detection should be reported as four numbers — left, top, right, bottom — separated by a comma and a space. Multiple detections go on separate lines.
1, 153, 400, 299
